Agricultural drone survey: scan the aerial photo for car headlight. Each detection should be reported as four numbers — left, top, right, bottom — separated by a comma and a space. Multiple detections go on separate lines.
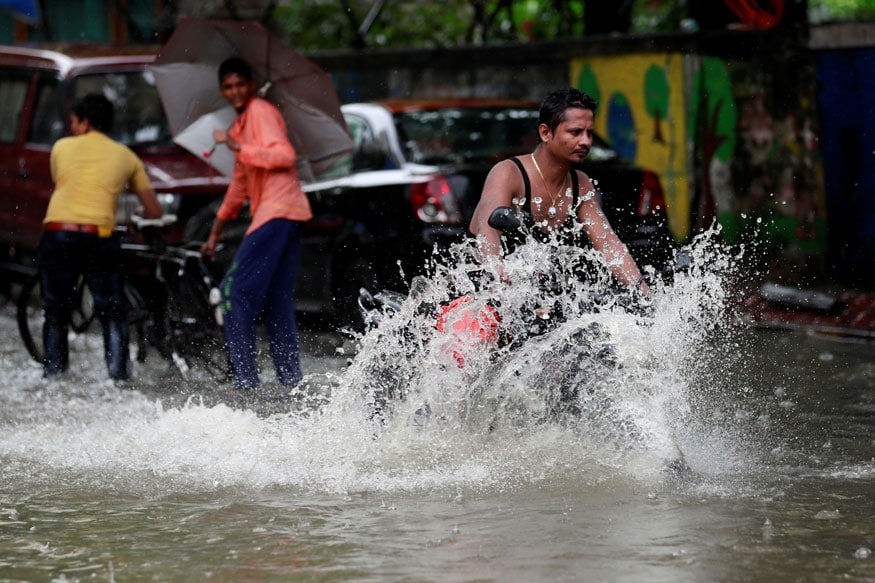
115, 192, 181, 224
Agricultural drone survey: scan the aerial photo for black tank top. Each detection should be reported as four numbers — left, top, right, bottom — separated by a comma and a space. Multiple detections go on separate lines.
506, 156, 582, 249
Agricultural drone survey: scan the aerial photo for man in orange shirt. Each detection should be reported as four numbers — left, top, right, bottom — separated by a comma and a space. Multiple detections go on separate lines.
200, 57, 313, 391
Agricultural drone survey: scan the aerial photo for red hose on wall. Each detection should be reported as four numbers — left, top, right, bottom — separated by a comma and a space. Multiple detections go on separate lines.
724, 0, 785, 29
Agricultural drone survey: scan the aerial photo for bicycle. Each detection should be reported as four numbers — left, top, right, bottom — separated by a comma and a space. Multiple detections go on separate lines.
16, 215, 230, 381
16, 270, 150, 367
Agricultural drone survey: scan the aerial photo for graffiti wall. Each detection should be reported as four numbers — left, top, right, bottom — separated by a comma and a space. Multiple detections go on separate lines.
570, 54, 690, 239
571, 50, 825, 265
723, 56, 825, 265
318, 31, 832, 280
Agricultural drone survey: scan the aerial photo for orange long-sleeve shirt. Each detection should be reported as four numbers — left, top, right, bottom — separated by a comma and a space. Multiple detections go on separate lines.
216, 97, 313, 234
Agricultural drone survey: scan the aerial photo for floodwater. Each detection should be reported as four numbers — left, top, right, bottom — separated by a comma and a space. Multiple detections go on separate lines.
1, 232, 874, 582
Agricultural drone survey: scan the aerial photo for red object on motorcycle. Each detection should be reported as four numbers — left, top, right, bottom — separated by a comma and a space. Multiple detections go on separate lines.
435, 296, 500, 367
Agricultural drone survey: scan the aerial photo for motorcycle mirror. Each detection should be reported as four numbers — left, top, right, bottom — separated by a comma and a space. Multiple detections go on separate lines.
488, 206, 530, 233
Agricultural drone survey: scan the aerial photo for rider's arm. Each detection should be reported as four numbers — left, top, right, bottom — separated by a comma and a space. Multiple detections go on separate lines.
577, 172, 650, 296
135, 187, 163, 219
469, 160, 519, 259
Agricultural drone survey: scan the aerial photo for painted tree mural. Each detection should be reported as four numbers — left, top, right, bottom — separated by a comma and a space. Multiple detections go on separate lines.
576, 63, 601, 106
688, 56, 737, 234
607, 93, 637, 162
644, 64, 669, 144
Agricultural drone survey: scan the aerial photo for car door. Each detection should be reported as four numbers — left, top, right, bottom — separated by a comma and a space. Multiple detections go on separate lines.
0, 65, 34, 252
295, 111, 386, 314
13, 71, 64, 253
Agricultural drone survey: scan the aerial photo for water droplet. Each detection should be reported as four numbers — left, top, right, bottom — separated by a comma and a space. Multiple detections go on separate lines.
533, 196, 543, 204
854, 547, 871, 559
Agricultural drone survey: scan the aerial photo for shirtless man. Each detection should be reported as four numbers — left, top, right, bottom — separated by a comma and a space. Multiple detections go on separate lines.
469, 87, 649, 295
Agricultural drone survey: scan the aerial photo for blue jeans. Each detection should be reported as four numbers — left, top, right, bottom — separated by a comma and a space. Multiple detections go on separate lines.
220, 219, 304, 389
38, 230, 130, 380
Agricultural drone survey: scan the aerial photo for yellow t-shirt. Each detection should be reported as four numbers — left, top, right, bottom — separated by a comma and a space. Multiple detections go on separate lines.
44, 131, 152, 231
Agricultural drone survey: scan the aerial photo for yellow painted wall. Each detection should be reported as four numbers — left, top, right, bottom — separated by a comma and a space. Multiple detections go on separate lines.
570, 53, 689, 239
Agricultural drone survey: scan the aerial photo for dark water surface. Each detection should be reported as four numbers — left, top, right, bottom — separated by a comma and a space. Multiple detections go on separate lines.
1, 263, 874, 581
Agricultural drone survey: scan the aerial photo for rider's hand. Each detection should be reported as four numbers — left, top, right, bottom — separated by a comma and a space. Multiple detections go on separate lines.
200, 236, 217, 261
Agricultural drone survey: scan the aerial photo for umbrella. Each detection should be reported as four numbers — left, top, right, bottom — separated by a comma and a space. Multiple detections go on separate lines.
173, 106, 237, 176
150, 18, 354, 178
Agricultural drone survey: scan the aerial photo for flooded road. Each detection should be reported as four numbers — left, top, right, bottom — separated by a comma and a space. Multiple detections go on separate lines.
1, 243, 874, 581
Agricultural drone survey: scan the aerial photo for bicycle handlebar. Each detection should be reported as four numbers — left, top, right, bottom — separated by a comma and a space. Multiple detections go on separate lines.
130, 214, 178, 230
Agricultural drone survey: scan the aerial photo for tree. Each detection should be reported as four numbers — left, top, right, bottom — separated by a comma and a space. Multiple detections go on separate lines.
644, 64, 669, 144
270, 0, 630, 51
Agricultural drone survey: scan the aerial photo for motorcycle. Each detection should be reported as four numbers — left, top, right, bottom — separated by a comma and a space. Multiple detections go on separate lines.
349, 207, 687, 467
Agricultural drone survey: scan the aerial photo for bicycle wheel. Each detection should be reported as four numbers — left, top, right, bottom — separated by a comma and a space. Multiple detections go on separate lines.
160, 254, 231, 381
17, 274, 150, 366
123, 282, 150, 363
69, 279, 96, 334
16, 274, 44, 363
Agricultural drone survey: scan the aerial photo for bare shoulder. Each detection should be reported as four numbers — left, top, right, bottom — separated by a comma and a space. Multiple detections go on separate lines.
484, 157, 526, 200
471, 157, 526, 234
489, 156, 523, 180
573, 168, 599, 202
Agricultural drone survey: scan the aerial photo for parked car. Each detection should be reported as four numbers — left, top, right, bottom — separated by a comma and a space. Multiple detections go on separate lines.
0, 43, 675, 323
0, 44, 231, 273
288, 99, 676, 318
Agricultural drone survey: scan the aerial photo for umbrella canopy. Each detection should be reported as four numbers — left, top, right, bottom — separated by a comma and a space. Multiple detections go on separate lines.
151, 18, 354, 178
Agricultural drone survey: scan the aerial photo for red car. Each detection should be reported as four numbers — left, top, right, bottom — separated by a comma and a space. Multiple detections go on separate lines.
0, 44, 229, 267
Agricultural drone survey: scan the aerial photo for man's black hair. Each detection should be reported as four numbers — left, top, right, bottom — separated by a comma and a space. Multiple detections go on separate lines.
538, 87, 599, 133
72, 93, 114, 133
218, 57, 253, 83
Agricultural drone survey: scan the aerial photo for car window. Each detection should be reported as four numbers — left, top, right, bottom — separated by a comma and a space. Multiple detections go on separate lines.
29, 75, 63, 145
395, 106, 620, 165
395, 107, 540, 165
0, 67, 31, 143
345, 112, 391, 171
73, 69, 171, 146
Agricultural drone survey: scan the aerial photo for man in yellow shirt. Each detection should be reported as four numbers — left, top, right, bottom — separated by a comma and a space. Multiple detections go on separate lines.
40, 93, 162, 380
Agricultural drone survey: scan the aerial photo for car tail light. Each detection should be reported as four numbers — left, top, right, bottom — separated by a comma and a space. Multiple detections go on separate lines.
636, 170, 666, 217
410, 175, 463, 224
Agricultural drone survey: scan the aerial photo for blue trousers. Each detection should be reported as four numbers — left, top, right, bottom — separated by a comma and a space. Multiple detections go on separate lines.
221, 219, 304, 389
38, 230, 130, 380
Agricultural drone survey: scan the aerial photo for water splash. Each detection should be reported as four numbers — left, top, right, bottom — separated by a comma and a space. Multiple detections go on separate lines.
0, 226, 746, 494
332, 226, 741, 483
